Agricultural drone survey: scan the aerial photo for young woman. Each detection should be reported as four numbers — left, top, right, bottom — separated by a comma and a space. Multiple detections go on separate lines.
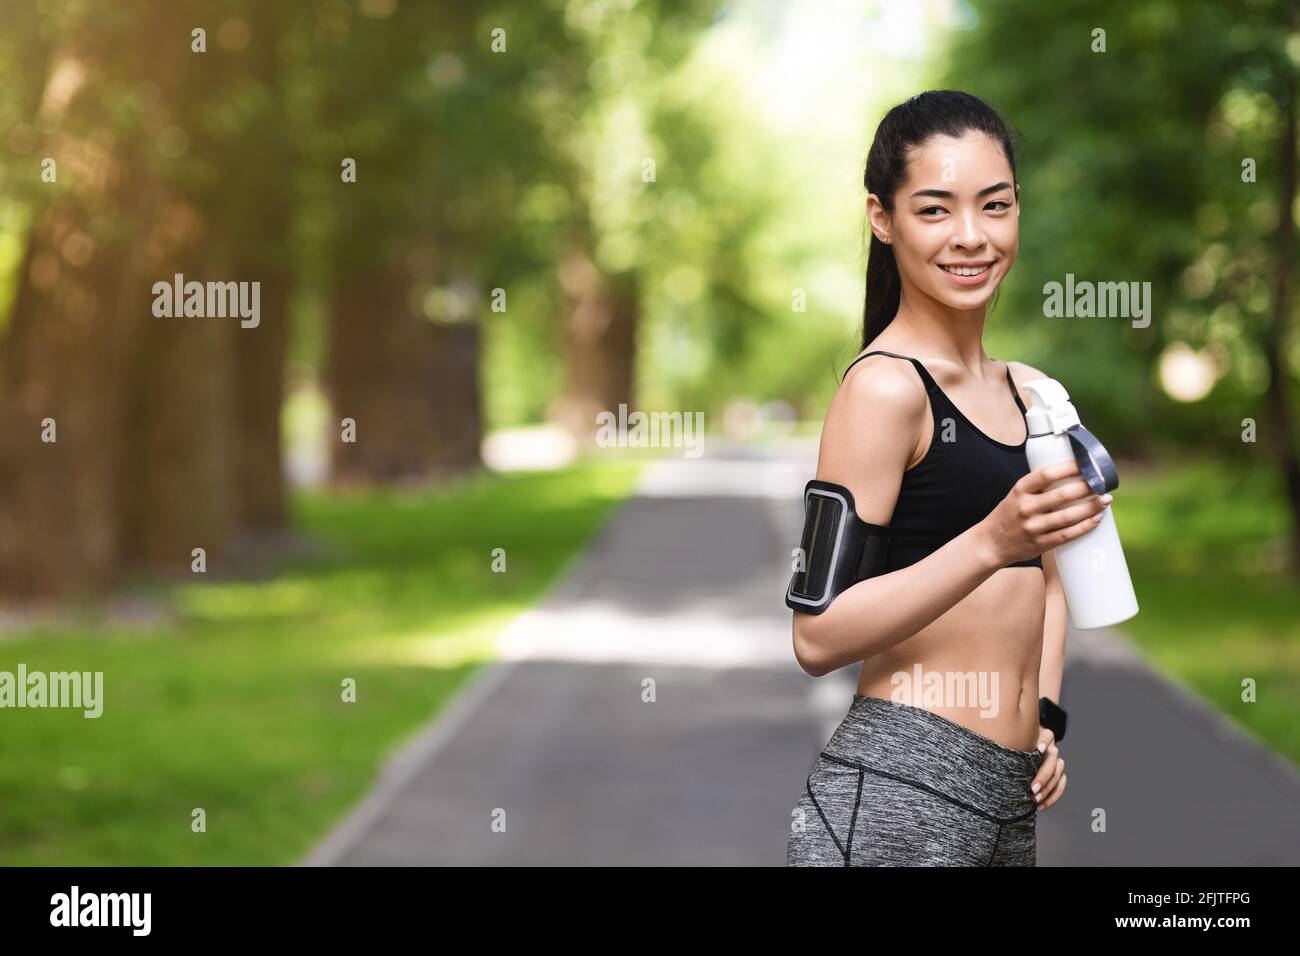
785, 91, 1105, 866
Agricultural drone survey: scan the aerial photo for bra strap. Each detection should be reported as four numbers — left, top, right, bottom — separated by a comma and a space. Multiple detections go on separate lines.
1003, 363, 1029, 415
842, 350, 940, 396
846, 350, 1027, 420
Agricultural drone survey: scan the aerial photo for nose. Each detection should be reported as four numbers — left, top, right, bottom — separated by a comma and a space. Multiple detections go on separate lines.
950, 206, 988, 252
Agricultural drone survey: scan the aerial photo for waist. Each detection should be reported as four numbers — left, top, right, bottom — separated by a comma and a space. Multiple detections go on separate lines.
821, 694, 1042, 823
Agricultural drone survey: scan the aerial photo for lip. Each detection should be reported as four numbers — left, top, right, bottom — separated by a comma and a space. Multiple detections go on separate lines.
936, 261, 995, 287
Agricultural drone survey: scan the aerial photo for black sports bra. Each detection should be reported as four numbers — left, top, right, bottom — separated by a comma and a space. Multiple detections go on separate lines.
843, 349, 1043, 573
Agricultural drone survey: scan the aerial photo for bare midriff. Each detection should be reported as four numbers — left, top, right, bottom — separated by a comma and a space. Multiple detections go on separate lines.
854, 565, 1046, 752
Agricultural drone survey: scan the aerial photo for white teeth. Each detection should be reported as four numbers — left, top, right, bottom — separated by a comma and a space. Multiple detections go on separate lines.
939, 264, 991, 276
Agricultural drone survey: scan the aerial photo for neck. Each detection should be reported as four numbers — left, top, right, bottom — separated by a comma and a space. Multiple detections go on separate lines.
890, 284, 991, 374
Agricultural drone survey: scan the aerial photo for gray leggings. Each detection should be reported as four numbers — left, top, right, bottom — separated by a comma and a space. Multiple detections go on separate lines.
787, 695, 1044, 866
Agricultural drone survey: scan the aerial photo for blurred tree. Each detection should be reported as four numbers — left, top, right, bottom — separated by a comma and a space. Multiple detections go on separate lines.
0, 0, 307, 595
530, 0, 731, 442
1259, 0, 1300, 571
304, 0, 729, 478
120, 5, 241, 572
0, 0, 212, 594
218, 1, 304, 536
301, 0, 490, 485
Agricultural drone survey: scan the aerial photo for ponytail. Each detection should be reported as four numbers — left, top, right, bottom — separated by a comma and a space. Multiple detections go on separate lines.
861, 233, 901, 352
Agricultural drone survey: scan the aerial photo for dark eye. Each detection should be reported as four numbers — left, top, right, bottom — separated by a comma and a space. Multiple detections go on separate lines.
919, 205, 946, 216
986, 200, 1011, 211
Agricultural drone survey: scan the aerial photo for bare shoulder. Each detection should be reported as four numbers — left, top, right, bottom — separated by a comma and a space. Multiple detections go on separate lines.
814, 353, 927, 525
1006, 359, 1049, 381
831, 353, 928, 439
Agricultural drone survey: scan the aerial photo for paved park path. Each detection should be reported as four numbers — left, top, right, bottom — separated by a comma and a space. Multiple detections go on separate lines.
304, 441, 1300, 866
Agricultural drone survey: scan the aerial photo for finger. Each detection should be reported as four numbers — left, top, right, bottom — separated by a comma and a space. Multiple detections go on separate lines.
1029, 730, 1054, 789
1037, 477, 1099, 511
1019, 458, 1081, 493
1027, 494, 1108, 533
1035, 758, 1065, 806
1031, 746, 1058, 795
1036, 778, 1062, 811
1048, 756, 1065, 790
1036, 509, 1112, 549
1038, 773, 1067, 812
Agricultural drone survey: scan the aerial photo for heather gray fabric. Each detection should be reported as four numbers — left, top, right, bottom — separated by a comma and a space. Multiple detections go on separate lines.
787, 694, 1043, 866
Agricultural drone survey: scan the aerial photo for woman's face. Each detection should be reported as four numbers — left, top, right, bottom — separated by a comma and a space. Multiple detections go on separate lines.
867, 131, 1019, 310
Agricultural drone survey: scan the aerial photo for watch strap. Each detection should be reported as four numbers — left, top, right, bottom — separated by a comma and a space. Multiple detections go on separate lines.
1039, 696, 1067, 743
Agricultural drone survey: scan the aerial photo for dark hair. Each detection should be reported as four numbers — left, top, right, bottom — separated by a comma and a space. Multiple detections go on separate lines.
860, 90, 1019, 350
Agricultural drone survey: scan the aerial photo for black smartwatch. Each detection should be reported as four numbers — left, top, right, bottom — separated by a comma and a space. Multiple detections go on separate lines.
1038, 697, 1067, 743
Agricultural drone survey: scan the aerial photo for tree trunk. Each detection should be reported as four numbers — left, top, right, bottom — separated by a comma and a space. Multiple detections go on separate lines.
326, 255, 483, 486
1264, 1, 1300, 578
0, 1, 244, 594
230, 272, 290, 532
326, 262, 438, 485
430, 321, 483, 477
114, 10, 239, 574
225, 2, 295, 536
0, 190, 143, 596
550, 251, 638, 445
0, 14, 167, 597
118, 242, 237, 573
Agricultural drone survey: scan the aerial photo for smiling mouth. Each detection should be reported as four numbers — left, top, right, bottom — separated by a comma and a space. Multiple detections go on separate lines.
937, 263, 993, 276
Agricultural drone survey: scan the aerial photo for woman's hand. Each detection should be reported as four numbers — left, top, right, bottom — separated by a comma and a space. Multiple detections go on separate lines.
1031, 728, 1066, 812
979, 459, 1111, 566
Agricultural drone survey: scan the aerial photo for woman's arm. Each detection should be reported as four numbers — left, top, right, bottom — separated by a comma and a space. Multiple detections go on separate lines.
791, 355, 1009, 676
793, 525, 1007, 676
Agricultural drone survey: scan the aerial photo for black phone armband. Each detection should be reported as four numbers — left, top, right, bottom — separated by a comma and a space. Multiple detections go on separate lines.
785, 479, 891, 615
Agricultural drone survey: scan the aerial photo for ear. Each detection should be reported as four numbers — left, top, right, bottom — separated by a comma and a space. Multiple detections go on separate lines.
1014, 182, 1021, 218
865, 192, 892, 244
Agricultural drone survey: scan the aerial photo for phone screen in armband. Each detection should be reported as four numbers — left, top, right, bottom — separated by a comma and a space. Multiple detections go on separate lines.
788, 489, 847, 607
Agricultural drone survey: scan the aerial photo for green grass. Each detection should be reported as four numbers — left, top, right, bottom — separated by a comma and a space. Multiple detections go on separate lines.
1110, 455, 1300, 767
0, 458, 643, 865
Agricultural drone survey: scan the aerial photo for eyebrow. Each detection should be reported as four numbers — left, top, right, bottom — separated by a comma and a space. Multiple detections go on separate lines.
910, 181, 1013, 200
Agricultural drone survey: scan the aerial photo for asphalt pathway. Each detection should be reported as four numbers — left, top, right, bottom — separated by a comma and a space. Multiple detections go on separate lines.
304, 441, 1300, 866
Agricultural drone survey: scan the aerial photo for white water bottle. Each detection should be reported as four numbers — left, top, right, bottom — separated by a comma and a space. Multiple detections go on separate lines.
1023, 378, 1138, 630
